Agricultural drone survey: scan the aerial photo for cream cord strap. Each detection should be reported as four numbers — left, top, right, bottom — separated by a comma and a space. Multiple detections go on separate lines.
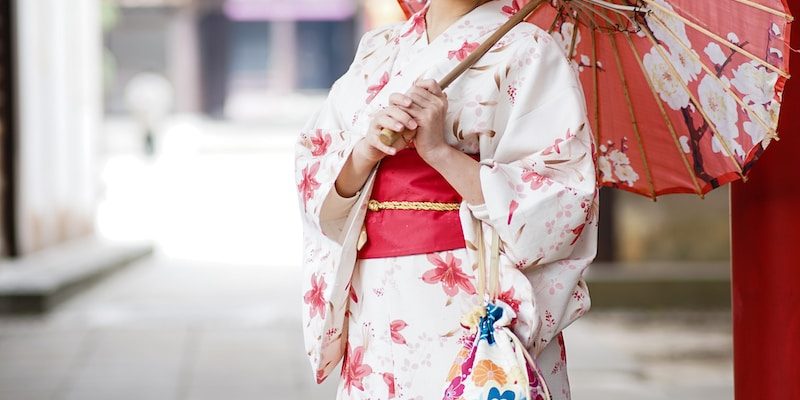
475, 222, 553, 400
474, 224, 501, 301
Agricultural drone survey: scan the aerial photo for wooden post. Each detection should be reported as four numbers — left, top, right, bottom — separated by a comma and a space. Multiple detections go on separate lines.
0, 0, 16, 256
730, 1, 800, 398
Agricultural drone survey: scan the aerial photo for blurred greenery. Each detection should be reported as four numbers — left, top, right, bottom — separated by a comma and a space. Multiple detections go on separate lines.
101, 0, 120, 33
101, 0, 120, 93
616, 187, 731, 262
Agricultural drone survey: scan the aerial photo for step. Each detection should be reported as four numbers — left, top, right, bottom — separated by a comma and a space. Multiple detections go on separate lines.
0, 237, 153, 314
583, 262, 731, 310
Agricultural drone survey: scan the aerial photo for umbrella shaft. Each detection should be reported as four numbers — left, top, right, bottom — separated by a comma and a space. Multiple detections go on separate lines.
379, 0, 547, 146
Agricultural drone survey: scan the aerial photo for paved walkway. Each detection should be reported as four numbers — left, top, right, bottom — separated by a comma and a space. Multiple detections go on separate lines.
0, 116, 733, 399
0, 254, 733, 400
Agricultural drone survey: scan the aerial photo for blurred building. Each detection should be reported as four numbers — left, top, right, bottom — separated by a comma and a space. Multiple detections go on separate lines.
3, 0, 102, 255
0, 0, 404, 257
105, 0, 365, 118
0, 0, 733, 261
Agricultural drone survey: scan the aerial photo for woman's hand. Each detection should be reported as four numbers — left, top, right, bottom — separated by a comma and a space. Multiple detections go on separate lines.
393, 79, 449, 163
335, 99, 419, 198
354, 104, 418, 163
393, 79, 486, 205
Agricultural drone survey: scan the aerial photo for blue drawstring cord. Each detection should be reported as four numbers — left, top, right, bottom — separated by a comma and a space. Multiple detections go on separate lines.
478, 302, 504, 345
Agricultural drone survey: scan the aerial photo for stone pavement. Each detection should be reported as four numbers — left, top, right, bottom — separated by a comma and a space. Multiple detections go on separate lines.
0, 114, 733, 399
0, 255, 733, 400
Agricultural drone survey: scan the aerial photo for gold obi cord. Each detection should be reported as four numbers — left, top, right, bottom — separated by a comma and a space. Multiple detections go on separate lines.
367, 199, 461, 212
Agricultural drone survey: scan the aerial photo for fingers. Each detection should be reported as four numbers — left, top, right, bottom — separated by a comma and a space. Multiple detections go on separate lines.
374, 114, 406, 133
414, 79, 444, 97
406, 90, 435, 110
367, 128, 399, 155
410, 85, 445, 107
388, 93, 413, 108
369, 111, 412, 155
384, 106, 417, 130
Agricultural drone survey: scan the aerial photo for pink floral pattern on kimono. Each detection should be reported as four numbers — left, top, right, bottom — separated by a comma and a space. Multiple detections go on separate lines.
402, 12, 426, 38
382, 372, 397, 398
297, 162, 320, 211
366, 71, 390, 104
448, 40, 480, 61
342, 345, 373, 394
421, 252, 477, 297
309, 130, 332, 157
295, 1, 599, 398
303, 273, 326, 319
501, 0, 522, 17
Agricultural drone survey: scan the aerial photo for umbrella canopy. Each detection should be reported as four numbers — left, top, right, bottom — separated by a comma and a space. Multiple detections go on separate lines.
396, 0, 793, 198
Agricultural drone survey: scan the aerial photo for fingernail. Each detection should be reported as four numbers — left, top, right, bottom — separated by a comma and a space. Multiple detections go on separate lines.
409, 120, 417, 129
395, 123, 403, 130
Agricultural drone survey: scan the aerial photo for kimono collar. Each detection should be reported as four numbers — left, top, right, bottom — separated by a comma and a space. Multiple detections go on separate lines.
352, 0, 518, 133
398, 0, 517, 46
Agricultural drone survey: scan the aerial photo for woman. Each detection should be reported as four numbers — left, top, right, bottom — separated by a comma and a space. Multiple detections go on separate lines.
295, 0, 598, 398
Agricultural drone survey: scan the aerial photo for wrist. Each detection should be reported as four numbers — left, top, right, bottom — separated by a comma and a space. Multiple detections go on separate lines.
353, 138, 382, 168
419, 144, 455, 169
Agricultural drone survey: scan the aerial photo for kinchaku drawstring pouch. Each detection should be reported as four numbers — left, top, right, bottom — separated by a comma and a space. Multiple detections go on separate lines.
442, 222, 551, 400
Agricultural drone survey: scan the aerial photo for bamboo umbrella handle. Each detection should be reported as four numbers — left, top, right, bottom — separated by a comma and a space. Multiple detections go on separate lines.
378, 0, 547, 146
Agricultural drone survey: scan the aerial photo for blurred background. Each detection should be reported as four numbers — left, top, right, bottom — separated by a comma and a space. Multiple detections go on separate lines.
0, 0, 732, 399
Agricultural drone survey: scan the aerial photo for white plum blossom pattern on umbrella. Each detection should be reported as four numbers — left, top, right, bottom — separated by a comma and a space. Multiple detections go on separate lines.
730, 61, 780, 106
704, 42, 727, 66
596, 138, 640, 187
743, 100, 780, 147
644, 0, 690, 48
631, 4, 789, 191
398, 0, 792, 197
551, 21, 580, 56
698, 74, 744, 157
668, 43, 703, 83
643, 45, 690, 110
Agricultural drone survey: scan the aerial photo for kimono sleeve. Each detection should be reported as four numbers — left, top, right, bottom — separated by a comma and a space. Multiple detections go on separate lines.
295, 37, 371, 243
469, 32, 597, 270
295, 26, 398, 384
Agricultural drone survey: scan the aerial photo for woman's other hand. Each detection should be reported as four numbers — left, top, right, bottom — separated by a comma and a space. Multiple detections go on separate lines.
355, 102, 418, 163
395, 79, 449, 163
393, 79, 485, 206
336, 96, 418, 198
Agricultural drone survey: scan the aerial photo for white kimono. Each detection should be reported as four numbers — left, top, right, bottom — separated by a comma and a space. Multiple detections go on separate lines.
295, 1, 599, 399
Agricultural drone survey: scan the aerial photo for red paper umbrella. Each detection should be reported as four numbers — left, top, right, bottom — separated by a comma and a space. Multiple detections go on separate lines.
394, 0, 793, 198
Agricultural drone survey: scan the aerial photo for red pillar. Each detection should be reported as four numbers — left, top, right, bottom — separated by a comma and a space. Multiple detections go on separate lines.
730, 2, 800, 399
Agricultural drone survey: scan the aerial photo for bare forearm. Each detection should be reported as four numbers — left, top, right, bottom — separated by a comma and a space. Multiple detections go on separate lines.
423, 146, 485, 206
334, 139, 379, 197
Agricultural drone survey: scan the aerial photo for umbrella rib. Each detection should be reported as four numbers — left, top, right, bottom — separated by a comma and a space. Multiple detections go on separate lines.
571, 0, 620, 30
573, 3, 604, 149
568, 13, 580, 59
584, 0, 643, 13
548, 6, 564, 34
639, 0, 791, 79
607, 13, 657, 199
571, 2, 604, 147
591, 20, 601, 146
571, 2, 605, 149
641, 27, 746, 178
731, 0, 794, 21
579, 0, 640, 28
620, 26, 704, 196
650, 14, 779, 143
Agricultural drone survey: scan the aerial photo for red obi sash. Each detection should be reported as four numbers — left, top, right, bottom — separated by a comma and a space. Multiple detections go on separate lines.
357, 148, 479, 259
